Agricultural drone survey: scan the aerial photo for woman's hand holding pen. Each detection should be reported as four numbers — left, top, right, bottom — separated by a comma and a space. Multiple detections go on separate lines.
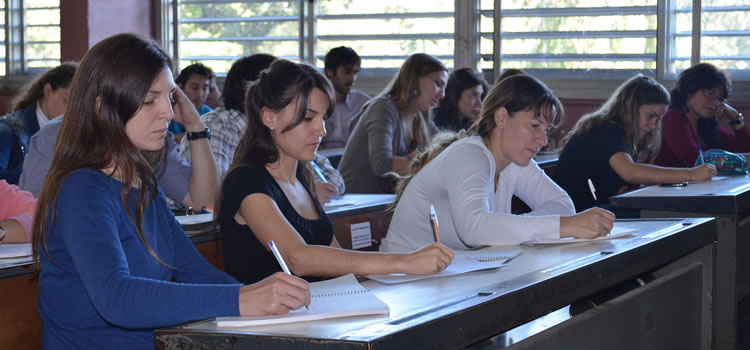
396, 243, 455, 275
688, 163, 717, 181
560, 207, 616, 240
238, 272, 311, 316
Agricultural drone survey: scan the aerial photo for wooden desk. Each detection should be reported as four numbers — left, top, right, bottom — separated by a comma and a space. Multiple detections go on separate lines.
155, 218, 716, 350
0, 194, 393, 349
610, 176, 750, 350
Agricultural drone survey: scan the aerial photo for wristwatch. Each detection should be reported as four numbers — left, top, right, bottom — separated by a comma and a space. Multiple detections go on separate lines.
0, 224, 5, 242
729, 113, 744, 126
186, 127, 211, 141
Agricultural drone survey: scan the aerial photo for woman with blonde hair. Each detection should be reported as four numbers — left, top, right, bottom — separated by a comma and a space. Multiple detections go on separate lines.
33, 34, 309, 349
338, 53, 448, 193
381, 74, 615, 253
554, 75, 716, 212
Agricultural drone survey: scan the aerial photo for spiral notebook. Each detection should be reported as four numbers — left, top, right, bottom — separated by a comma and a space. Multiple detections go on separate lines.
216, 273, 389, 327
367, 249, 520, 284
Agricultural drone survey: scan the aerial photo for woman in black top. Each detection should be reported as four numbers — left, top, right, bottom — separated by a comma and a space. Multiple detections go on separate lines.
217, 59, 454, 284
432, 68, 487, 132
553, 75, 716, 212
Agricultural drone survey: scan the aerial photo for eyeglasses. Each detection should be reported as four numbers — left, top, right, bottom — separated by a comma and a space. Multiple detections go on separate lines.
700, 89, 724, 101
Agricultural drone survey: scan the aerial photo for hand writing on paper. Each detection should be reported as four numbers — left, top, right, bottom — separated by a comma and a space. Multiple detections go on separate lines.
239, 272, 311, 316
688, 163, 717, 181
396, 243, 455, 275
560, 207, 616, 240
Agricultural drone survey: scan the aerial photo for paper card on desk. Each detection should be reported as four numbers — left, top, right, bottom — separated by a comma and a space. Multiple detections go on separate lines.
521, 226, 639, 246
0, 243, 32, 258
350, 222, 372, 249
174, 213, 213, 226
323, 197, 357, 209
367, 249, 520, 284
216, 274, 388, 327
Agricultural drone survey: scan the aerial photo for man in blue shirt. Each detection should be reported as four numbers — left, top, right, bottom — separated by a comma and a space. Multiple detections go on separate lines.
170, 63, 216, 142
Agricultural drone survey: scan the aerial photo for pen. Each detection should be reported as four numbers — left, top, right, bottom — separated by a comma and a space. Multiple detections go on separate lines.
697, 143, 705, 165
268, 240, 309, 309
429, 204, 441, 243
587, 178, 597, 201
310, 161, 339, 200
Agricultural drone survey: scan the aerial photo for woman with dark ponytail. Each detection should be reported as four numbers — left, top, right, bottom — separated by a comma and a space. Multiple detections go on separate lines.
217, 59, 454, 285
381, 74, 616, 253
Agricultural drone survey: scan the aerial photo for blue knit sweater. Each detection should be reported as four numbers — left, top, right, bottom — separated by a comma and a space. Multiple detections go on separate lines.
37, 169, 241, 349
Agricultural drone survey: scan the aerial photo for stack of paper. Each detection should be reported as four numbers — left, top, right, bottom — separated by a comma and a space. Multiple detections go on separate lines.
0, 243, 32, 258
216, 273, 389, 327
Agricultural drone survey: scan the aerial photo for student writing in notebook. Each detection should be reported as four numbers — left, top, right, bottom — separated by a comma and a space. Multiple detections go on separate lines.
380, 74, 615, 252
216, 59, 454, 284
554, 75, 716, 212
32, 34, 310, 350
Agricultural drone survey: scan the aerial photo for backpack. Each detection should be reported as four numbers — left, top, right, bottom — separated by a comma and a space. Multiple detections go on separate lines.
0, 115, 30, 184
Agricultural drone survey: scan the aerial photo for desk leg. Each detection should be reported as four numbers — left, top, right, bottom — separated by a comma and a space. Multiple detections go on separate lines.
641, 211, 735, 350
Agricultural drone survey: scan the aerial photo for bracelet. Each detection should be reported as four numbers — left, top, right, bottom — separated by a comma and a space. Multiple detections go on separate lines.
186, 127, 211, 141
0, 224, 5, 242
729, 113, 744, 126
685, 168, 690, 183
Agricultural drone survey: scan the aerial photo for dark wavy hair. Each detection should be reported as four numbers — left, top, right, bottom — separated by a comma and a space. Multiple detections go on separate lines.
33, 33, 172, 271
215, 59, 335, 219
436, 68, 488, 130
670, 63, 731, 109
221, 54, 277, 111
11, 62, 78, 112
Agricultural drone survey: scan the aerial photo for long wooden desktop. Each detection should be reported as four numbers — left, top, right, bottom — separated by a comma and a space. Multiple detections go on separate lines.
610, 175, 750, 350
155, 218, 716, 350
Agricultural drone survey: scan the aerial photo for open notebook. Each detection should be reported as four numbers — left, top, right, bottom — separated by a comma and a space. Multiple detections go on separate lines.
367, 249, 520, 284
216, 273, 389, 327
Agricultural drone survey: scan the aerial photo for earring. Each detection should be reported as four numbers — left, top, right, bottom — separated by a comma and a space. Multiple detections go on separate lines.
269, 126, 274, 131
409, 88, 419, 98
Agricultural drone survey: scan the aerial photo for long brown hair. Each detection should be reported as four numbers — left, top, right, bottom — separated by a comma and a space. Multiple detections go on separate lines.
387, 74, 563, 217
561, 75, 669, 162
11, 62, 77, 112
363, 53, 447, 150
32, 33, 172, 272
215, 59, 335, 220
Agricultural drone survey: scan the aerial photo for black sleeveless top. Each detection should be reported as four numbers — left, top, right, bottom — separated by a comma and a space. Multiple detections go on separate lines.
218, 165, 333, 284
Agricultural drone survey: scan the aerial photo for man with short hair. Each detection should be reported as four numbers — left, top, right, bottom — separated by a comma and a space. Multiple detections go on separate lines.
170, 63, 216, 140
320, 47, 370, 149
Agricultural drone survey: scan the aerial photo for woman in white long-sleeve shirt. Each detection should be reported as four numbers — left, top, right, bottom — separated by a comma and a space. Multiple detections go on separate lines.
381, 74, 615, 252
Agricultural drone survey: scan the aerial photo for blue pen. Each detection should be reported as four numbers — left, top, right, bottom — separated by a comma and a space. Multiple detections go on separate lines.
697, 143, 705, 164
310, 161, 340, 200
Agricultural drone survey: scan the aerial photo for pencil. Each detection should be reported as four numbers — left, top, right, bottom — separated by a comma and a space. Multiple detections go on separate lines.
429, 204, 440, 243
269, 240, 309, 309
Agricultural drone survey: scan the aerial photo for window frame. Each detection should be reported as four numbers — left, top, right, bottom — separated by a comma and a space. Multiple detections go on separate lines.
158, 0, 750, 101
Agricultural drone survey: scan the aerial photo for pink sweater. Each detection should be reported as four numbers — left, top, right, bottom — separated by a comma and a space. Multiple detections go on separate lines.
0, 180, 36, 242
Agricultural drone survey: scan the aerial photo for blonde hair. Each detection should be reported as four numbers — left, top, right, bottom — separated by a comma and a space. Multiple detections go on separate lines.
561, 75, 669, 162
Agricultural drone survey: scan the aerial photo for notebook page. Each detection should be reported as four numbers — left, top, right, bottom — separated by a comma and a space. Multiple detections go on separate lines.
0, 243, 32, 258
367, 249, 520, 284
216, 274, 389, 327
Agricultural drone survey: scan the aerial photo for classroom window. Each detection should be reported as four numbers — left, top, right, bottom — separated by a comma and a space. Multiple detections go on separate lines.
315, 0, 455, 75
698, 0, 750, 80
0, 0, 61, 76
170, 0, 454, 75
480, 0, 659, 80
176, 0, 302, 74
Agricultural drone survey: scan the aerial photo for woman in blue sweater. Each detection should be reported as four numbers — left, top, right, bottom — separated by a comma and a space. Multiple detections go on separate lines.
31, 33, 309, 349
